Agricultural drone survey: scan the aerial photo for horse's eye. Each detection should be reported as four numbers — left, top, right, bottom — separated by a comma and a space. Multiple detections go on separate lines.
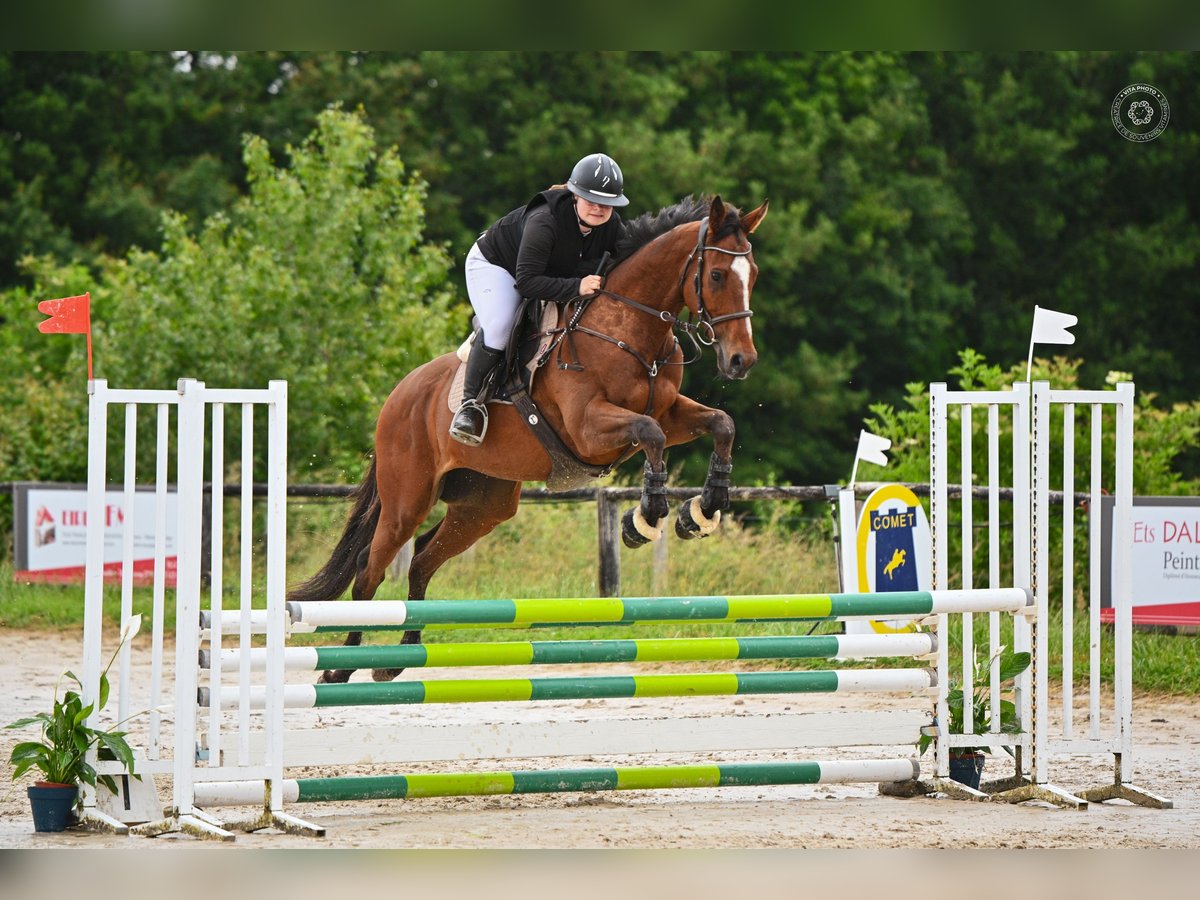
710, 270, 723, 283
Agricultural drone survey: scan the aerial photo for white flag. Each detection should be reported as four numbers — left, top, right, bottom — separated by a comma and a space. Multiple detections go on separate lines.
1031, 305, 1077, 345
850, 429, 890, 488
1028, 305, 1079, 381
855, 430, 891, 467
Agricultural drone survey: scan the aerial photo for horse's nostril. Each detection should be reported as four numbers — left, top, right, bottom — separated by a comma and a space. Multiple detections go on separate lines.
729, 354, 743, 372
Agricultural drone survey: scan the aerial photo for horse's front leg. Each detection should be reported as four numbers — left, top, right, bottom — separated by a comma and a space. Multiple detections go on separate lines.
658, 394, 736, 540
621, 456, 671, 548
571, 399, 670, 549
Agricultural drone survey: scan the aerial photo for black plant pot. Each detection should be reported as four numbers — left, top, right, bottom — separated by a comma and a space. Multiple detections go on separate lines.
948, 753, 986, 790
27, 783, 79, 832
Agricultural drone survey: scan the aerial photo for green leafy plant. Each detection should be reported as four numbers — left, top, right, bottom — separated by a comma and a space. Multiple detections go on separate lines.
919, 648, 1032, 757
6, 616, 141, 795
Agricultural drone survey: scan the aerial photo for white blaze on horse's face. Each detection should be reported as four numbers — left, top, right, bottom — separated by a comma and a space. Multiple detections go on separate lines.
710, 248, 758, 381
730, 256, 753, 339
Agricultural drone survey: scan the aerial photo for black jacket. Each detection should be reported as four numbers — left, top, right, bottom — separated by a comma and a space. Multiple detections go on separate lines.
475, 189, 625, 302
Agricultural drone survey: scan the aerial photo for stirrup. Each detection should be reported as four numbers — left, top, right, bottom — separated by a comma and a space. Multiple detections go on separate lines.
449, 399, 489, 446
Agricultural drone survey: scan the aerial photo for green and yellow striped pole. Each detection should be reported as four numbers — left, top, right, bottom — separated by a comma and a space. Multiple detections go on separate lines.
192, 758, 920, 805
276, 589, 1030, 633
201, 667, 936, 709
200, 633, 938, 673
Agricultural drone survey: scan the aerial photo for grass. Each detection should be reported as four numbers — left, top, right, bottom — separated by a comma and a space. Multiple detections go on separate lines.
1, 497, 1196, 694
0, 570, 96, 629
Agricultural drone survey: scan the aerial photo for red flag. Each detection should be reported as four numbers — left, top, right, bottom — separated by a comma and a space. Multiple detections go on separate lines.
37, 292, 93, 379
37, 293, 91, 333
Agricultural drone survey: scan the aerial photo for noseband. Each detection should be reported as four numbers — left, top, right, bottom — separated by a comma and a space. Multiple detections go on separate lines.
677, 216, 755, 346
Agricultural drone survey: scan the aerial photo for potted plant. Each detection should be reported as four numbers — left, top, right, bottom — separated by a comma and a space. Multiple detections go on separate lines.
5, 617, 141, 832
919, 648, 1032, 790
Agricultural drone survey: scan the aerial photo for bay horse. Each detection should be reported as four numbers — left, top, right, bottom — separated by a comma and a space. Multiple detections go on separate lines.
289, 194, 768, 683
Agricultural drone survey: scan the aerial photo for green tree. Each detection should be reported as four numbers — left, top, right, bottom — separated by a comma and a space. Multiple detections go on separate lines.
907, 52, 1200, 407
4, 52, 1200, 491
0, 52, 246, 283
1, 108, 463, 496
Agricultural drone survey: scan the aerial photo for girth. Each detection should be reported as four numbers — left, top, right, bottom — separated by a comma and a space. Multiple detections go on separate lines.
504, 375, 637, 492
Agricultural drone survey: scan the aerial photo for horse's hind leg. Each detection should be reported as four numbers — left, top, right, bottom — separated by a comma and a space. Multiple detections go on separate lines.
318, 490, 436, 685
367, 469, 522, 682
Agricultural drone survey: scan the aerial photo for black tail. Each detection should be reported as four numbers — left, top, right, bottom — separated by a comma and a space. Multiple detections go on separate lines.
287, 459, 381, 603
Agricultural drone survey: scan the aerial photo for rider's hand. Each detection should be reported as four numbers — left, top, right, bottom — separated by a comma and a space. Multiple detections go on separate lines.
579, 274, 603, 296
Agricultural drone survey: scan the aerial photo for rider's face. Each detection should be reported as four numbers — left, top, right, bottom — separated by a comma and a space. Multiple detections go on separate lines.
575, 197, 614, 229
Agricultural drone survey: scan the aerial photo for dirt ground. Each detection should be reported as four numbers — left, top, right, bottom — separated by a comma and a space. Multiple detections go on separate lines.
2, 627, 1197, 852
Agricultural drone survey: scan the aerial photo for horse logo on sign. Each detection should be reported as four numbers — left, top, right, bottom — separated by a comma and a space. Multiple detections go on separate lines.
882, 548, 907, 581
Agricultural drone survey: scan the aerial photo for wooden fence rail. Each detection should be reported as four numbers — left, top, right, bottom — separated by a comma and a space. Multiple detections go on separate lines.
2, 480, 1070, 597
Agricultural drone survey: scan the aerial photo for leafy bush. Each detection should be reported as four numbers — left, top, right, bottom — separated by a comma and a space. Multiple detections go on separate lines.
864, 347, 1200, 496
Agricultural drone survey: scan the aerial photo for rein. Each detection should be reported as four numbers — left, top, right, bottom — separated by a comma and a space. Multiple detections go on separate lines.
538, 216, 754, 414
547, 295, 680, 416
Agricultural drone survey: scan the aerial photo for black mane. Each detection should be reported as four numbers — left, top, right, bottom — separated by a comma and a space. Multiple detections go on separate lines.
614, 195, 741, 262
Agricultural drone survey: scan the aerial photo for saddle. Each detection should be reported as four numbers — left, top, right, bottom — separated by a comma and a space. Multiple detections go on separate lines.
448, 299, 615, 491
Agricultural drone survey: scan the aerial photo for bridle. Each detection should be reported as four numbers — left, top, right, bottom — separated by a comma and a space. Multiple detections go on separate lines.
570, 215, 755, 349
539, 215, 755, 413
676, 215, 755, 346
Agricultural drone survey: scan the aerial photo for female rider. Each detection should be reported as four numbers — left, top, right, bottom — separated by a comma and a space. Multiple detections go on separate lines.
449, 152, 630, 445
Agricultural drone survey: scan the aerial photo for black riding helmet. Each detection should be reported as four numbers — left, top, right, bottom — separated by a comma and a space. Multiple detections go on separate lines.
566, 153, 630, 207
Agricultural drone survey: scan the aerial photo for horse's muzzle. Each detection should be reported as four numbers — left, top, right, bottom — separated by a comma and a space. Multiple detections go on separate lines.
719, 349, 758, 381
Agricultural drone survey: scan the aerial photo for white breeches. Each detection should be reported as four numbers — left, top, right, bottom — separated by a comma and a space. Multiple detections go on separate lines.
465, 242, 522, 350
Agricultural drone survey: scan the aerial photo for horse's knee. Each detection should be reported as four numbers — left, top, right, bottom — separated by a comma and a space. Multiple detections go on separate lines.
711, 412, 735, 442
629, 417, 666, 456
709, 412, 736, 455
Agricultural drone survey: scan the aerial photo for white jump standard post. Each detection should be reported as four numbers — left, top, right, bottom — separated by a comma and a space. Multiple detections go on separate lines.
1031, 382, 1170, 809
79, 378, 324, 840
139, 380, 322, 839
924, 380, 1172, 810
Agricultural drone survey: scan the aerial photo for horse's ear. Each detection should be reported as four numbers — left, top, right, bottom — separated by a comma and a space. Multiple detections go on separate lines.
741, 199, 769, 234
708, 195, 727, 227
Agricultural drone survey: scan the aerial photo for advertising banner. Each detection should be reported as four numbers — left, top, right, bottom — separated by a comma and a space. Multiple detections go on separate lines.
1102, 496, 1200, 627
13, 483, 178, 586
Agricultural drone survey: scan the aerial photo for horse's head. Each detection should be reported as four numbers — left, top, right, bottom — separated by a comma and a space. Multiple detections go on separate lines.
682, 195, 769, 380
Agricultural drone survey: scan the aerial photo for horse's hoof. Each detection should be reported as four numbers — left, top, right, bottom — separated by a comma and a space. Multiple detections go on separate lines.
318, 669, 353, 684
621, 506, 663, 548
675, 496, 721, 540
372, 668, 403, 682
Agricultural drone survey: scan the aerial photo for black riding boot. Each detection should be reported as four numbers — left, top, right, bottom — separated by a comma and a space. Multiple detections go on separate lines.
449, 339, 505, 446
